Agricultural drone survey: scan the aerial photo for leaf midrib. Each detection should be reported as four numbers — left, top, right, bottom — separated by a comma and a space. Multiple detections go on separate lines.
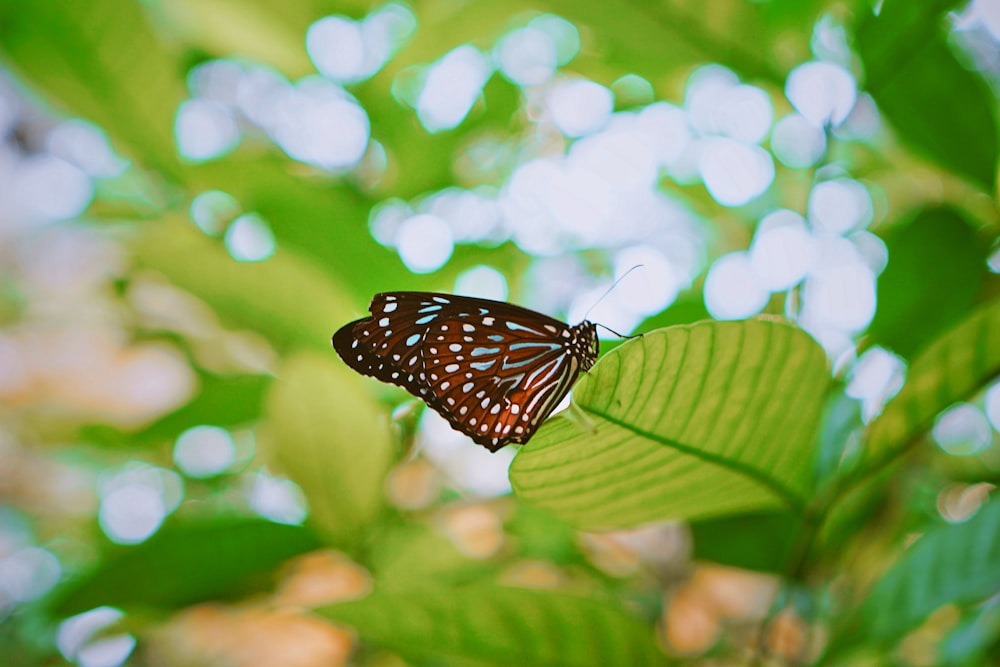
583, 406, 807, 513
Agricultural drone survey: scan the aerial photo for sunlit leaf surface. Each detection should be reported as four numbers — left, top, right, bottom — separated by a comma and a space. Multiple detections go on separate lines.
511, 319, 829, 528
0, 0, 998, 663
0, 0, 185, 176
263, 351, 395, 546
319, 585, 665, 667
136, 220, 356, 351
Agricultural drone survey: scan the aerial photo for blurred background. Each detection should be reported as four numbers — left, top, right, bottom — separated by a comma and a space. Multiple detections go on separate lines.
1, 0, 999, 665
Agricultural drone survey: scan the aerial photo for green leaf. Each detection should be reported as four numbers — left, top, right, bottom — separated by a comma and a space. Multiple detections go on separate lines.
506, 505, 582, 565
50, 517, 321, 616
511, 319, 829, 528
0, 0, 186, 179
938, 603, 1000, 667
857, 0, 998, 190
690, 511, 800, 573
867, 207, 988, 358
857, 497, 1000, 642
135, 372, 271, 444
161, 0, 315, 78
814, 389, 864, 484
262, 350, 395, 546
135, 220, 356, 351
540, 0, 807, 87
369, 524, 490, 590
865, 297, 1000, 466
318, 585, 665, 667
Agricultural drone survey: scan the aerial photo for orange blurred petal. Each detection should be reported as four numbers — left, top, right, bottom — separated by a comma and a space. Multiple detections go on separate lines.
661, 583, 721, 655
276, 551, 371, 608
692, 564, 777, 619
154, 604, 353, 667
442, 504, 503, 558
765, 608, 808, 661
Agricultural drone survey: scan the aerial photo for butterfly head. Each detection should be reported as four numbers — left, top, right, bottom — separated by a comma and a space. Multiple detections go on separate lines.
573, 321, 600, 372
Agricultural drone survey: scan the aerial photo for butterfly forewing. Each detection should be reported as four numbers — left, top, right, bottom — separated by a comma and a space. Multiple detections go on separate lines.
332, 292, 599, 451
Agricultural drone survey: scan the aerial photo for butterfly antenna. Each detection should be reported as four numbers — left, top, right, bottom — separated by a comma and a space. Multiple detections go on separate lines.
582, 264, 644, 321
595, 322, 640, 339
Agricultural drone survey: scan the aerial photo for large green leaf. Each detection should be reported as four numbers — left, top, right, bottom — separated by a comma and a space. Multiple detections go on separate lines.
867, 208, 988, 359
50, 517, 321, 615
135, 220, 356, 351
856, 497, 1000, 642
0, 0, 185, 179
510, 319, 829, 529
857, 0, 998, 190
318, 585, 665, 667
262, 350, 395, 546
864, 297, 1000, 466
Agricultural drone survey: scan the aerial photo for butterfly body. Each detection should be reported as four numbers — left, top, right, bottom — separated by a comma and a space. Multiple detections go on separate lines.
332, 292, 599, 451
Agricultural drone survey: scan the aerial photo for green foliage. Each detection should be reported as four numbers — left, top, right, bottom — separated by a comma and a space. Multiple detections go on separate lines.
866, 296, 1000, 466
868, 207, 988, 359
860, 497, 1000, 642
511, 319, 828, 527
857, 0, 998, 189
318, 585, 665, 667
136, 220, 359, 351
51, 518, 322, 615
828, 497, 1000, 655
262, 350, 396, 546
690, 511, 799, 573
0, 0, 998, 665
136, 372, 272, 444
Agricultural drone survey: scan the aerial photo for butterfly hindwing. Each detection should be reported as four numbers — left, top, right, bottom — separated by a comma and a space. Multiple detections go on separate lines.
332, 292, 599, 451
